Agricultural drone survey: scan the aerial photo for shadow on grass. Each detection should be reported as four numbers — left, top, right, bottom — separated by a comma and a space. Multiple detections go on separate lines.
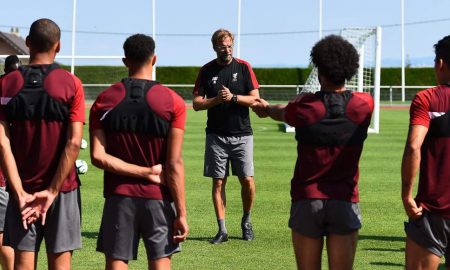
359, 235, 405, 242
187, 236, 246, 242
363, 247, 405, 252
372, 262, 450, 269
82, 231, 99, 239
370, 262, 403, 267
82, 232, 247, 243
359, 235, 405, 252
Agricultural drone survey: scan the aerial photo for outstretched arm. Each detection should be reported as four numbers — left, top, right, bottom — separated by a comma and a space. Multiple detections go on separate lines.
90, 128, 163, 183
165, 127, 188, 243
401, 124, 427, 219
251, 98, 286, 121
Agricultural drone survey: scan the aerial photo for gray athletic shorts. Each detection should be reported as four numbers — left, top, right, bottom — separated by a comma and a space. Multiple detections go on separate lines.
4, 188, 82, 253
405, 210, 450, 265
96, 195, 180, 261
289, 199, 362, 237
0, 187, 9, 231
204, 133, 254, 178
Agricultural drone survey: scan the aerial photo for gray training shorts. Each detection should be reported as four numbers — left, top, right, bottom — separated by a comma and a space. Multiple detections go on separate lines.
405, 210, 450, 266
204, 133, 254, 179
289, 199, 362, 237
4, 188, 82, 253
0, 187, 9, 231
96, 195, 181, 261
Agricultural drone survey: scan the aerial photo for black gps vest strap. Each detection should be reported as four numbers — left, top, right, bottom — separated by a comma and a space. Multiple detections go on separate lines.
102, 78, 170, 136
425, 85, 450, 138
428, 111, 450, 138
295, 91, 368, 146
6, 64, 70, 121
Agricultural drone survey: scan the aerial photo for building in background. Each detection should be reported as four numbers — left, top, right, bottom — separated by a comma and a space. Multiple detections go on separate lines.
0, 28, 28, 72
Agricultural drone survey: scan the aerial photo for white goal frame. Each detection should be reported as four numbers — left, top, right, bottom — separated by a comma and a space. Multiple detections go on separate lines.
301, 26, 382, 134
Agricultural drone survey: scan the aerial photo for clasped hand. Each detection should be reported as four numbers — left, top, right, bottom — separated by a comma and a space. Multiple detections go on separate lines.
20, 190, 58, 229
147, 164, 165, 185
251, 98, 270, 118
19, 164, 165, 229
218, 85, 233, 102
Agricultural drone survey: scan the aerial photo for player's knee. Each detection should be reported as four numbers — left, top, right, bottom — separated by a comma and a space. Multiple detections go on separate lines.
212, 181, 225, 193
239, 176, 254, 184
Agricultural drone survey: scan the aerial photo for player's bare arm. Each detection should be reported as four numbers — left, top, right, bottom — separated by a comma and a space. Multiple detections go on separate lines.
90, 128, 163, 184
265, 93, 307, 121
165, 127, 188, 243
0, 120, 36, 228
192, 93, 223, 111
269, 104, 287, 121
0, 120, 26, 199
251, 99, 286, 121
401, 124, 428, 219
251, 98, 270, 118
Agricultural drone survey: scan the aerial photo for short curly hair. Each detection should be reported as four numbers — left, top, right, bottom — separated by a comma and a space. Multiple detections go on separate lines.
434, 35, 450, 66
123, 34, 155, 66
310, 35, 359, 86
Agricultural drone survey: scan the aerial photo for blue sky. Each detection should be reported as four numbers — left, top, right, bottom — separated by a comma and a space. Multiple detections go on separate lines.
1, 0, 449, 67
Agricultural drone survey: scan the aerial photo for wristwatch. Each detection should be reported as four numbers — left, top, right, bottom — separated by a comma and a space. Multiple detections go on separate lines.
232, 94, 238, 104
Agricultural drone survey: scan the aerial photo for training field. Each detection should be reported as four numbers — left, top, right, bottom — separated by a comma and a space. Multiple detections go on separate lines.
36, 107, 443, 269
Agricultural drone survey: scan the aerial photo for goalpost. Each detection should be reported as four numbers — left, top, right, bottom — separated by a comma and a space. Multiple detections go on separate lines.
301, 26, 382, 134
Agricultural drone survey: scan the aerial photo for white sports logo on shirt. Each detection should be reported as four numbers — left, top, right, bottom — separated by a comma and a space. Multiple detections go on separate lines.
0, 97, 12, 105
429, 112, 446, 119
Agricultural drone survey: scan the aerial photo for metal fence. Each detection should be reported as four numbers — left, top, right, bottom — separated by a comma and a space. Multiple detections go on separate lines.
83, 84, 304, 102
380, 85, 433, 104
84, 84, 430, 104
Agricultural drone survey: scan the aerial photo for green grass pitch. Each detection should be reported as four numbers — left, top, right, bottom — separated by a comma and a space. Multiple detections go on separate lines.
34, 108, 446, 269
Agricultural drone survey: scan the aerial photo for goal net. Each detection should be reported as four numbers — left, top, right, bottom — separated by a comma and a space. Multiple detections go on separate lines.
301, 27, 382, 134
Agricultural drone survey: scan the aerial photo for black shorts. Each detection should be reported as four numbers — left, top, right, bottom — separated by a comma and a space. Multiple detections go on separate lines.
405, 210, 450, 266
289, 199, 362, 237
96, 195, 180, 261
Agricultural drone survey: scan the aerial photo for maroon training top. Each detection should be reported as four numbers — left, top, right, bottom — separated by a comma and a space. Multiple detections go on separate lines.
0, 66, 85, 193
285, 91, 374, 203
410, 85, 450, 218
90, 79, 186, 200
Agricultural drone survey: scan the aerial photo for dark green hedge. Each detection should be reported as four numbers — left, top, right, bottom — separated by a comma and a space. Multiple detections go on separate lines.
64, 65, 436, 86
381, 68, 435, 86
61, 66, 128, 84
155, 66, 201, 84
253, 67, 313, 85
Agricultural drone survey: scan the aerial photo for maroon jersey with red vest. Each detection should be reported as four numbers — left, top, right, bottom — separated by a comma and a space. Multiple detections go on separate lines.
285, 91, 374, 203
89, 78, 186, 200
410, 85, 450, 218
0, 64, 85, 193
